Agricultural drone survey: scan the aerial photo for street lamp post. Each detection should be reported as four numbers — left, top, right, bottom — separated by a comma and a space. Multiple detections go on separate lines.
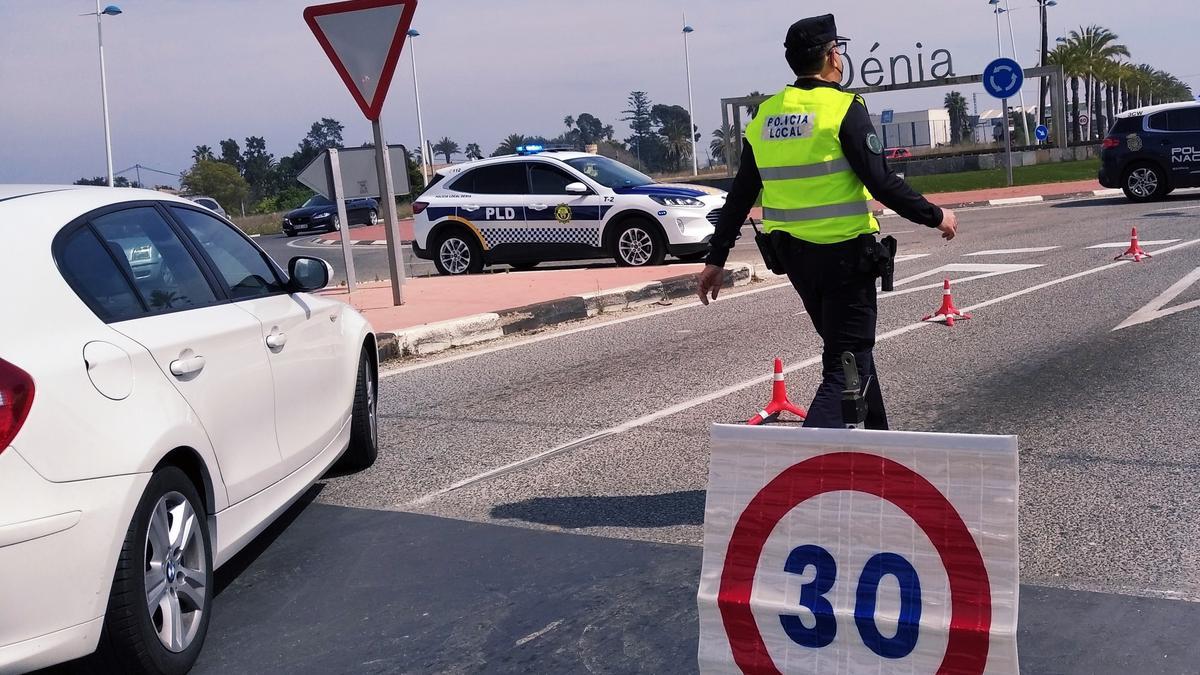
1037, 0, 1057, 129
407, 28, 429, 185
87, 3, 123, 187
997, 0, 1031, 145
682, 20, 698, 176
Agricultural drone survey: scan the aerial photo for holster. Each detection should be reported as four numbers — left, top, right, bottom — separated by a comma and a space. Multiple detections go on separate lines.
751, 219, 785, 275
857, 234, 897, 292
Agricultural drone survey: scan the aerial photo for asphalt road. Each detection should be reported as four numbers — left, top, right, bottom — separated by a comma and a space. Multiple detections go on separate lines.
192, 193, 1200, 672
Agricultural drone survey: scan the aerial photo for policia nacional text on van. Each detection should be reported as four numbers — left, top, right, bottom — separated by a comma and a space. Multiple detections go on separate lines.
696, 14, 959, 429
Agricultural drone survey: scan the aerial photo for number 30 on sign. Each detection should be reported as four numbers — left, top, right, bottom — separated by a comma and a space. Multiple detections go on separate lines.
697, 425, 1019, 674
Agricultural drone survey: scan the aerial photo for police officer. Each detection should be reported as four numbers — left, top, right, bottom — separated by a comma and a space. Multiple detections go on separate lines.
696, 13, 958, 429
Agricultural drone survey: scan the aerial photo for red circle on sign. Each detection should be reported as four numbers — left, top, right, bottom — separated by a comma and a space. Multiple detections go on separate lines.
717, 452, 992, 674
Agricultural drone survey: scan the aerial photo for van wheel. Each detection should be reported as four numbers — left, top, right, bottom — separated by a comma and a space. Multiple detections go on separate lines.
434, 229, 484, 275
337, 346, 378, 471
93, 467, 212, 675
1123, 163, 1167, 202
611, 219, 666, 267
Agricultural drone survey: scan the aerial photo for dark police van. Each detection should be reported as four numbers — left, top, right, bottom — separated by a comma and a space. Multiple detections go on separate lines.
1100, 101, 1200, 202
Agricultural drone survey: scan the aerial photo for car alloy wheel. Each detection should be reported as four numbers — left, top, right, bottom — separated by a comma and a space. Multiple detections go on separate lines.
1127, 167, 1158, 198
366, 359, 378, 448
368, 209, 379, 226
144, 491, 208, 653
439, 237, 472, 274
618, 226, 655, 266
332, 216, 341, 231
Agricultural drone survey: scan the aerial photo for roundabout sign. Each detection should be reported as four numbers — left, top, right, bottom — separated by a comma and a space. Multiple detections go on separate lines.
697, 426, 1019, 673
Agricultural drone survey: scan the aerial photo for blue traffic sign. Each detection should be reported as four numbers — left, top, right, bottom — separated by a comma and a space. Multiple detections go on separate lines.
881, 109, 894, 124
983, 58, 1024, 99
1034, 124, 1049, 141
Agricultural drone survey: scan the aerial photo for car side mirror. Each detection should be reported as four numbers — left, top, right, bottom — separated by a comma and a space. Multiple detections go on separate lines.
288, 256, 332, 292
565, 182, 588, 194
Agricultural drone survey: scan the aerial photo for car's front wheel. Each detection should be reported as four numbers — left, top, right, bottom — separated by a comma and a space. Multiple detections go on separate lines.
94, 466, 212, 675
611, 219, 666, 267
368, 209, 379, 226
330, 216, 342, 232
1123, 163, 1167, 202
337, 346, 379, 471
433, 229, 484, 275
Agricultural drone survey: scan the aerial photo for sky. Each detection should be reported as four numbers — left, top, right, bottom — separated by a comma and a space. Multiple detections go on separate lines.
2, 0, 1198, 185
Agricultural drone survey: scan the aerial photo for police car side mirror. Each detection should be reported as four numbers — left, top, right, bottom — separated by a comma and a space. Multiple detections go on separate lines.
565, 182, 588, 194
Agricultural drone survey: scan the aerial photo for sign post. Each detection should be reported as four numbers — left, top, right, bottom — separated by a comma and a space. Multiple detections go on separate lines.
326, 148, 357, 291
304, 0, 418, 306
983, 58, 1024, 187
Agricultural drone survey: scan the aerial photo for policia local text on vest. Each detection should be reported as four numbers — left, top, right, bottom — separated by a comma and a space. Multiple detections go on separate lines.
696, 13, 959, 429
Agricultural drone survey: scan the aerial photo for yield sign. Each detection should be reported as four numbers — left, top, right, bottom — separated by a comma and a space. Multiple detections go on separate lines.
303, 0, 418, 120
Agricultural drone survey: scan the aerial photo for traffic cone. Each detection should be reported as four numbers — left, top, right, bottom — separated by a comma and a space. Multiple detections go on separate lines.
1115, 227, 1152, 262
922, 278, 972, 326
746, 358, 807, 425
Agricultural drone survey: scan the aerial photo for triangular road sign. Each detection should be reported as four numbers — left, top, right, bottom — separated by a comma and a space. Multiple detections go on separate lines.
303, 0, 418, 121
1113, 266, 1200, 331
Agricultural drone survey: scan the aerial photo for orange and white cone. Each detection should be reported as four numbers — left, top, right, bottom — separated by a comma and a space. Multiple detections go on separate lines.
747, 358, 807, 425
1115, 227, 1152, 262
922, 278, 972, 326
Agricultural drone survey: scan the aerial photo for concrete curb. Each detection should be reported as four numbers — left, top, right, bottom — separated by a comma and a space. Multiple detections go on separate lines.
376, 263, 755, 359
873, 188, 1121, 217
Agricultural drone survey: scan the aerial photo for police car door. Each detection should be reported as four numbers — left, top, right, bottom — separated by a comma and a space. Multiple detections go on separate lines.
456, 162, 529, 252
1166, 107, 1200, 186
526, 161, 603, 256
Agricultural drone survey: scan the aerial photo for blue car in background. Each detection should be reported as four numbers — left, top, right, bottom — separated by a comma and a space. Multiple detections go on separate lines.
1099, 101, 1200, 202
282, 194, 380, 237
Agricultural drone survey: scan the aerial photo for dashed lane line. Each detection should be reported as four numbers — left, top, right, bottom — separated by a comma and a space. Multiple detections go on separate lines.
400, 239, 1199, 506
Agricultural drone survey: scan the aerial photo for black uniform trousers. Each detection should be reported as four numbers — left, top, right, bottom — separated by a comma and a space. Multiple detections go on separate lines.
772, 231, 889, 429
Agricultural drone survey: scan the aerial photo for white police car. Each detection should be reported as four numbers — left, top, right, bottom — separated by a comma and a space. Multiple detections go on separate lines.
411, 147, 726, 274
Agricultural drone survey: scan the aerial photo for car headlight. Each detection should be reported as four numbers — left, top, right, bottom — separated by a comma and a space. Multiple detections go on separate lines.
313, 211, 332, 219
649, 195, 704, 207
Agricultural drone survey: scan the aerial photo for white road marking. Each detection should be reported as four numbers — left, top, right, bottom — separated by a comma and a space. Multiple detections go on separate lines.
515, 620, 564, 646
1148, 204, 1200, 214
894, 253, 929, 263
401, 240, 1200, 505
1113, 266, 1200, 331
1086, 240, 1179, 249
883, 230, 915, 235
891, 263, 1041, 288
965, 246, 1059, 256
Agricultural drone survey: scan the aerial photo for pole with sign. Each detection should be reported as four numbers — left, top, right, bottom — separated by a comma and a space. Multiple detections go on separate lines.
304, 0, 418, 306
983, 57, 1024, 187
326, 148, 357, 291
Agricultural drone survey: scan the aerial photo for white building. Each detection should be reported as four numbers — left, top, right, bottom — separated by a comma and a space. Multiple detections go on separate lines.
868, 108, 951, 150
974, 105, 1040, 144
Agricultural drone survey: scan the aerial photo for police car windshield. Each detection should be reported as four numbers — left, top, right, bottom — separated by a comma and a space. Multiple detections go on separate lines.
302, 195, 333, 208
564, 156, 653, 188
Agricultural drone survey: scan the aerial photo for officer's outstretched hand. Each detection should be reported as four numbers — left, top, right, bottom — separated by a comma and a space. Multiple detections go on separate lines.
938, 208, 958, 240
697, 264, 724, 305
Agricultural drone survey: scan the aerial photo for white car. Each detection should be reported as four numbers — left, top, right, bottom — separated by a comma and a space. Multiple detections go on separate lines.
0, 186, 378, 673
411, 148, 727, 274
186, 196, 226, 219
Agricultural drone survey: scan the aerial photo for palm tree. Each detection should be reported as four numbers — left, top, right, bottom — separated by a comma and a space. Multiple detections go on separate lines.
464, 143, 483, 160
492, 133, 527, 156
943, 91, 970, 144
710, 124, 733, 164
431, 137, 460, 164
1049, 42, 1085, 142
1065, 25, 1128, 138
192, 145, 214, 163
744, 91, 765, 120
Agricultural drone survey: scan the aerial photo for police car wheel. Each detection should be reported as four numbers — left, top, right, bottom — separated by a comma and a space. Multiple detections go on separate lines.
1123, 163, 1166, 202
612, 220, 665, 267
368, 209, 379, 226
434, 230, 484, 275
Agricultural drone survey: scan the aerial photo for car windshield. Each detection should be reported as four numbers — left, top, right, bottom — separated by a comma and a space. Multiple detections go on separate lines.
564, 156, 653, 188
302, 195, 333, 208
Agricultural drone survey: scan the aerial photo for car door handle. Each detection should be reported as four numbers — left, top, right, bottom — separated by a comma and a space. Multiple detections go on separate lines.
169, 355, 206, 377
461, 204, 480, 212
528, 203, 549, 211
266, 332, 288, 349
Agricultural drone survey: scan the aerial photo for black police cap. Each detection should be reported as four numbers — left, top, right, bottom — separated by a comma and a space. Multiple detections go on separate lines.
783, 14, 849, 51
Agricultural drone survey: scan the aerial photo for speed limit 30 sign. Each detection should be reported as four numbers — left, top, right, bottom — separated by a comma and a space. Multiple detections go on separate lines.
697, 425, 1019, 674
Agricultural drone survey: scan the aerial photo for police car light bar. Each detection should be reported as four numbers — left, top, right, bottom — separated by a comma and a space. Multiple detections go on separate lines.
516, 144, 545, 155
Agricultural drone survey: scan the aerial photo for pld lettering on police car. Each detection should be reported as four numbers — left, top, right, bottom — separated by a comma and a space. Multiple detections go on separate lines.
763, 113, 815, 140
1171, 146, 1200, 163
484, 207, 517, 220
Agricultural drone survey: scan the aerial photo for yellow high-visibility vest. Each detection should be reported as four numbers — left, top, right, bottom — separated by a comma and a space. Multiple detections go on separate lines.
746, 85, 878, 243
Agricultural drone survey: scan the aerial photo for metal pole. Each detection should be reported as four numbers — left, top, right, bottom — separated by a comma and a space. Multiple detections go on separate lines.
135, 164, 141, 188
683, 18, 698, 176
327, 149, 357, 292
372, 119, 407, 306
1003, 97, 1013, 186
409, 35, 428, 185
720, 100, 732, 177
994, 9, 1003, 58
1038, 1, 1049, 127
96, 0, 114, 187
1003, 0, 1030, 146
